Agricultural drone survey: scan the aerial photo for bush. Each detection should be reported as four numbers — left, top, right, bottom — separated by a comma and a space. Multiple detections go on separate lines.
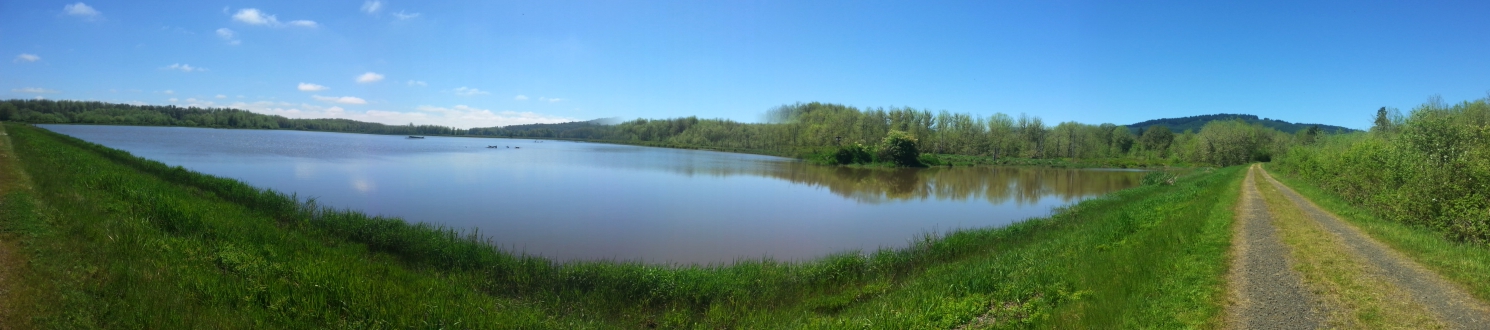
832, 143, 875, 165
877, 130, 923, 167
1273, 97, 1490, 244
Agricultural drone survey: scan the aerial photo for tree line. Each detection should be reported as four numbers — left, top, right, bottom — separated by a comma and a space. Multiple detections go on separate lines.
3, 99, 1324, 167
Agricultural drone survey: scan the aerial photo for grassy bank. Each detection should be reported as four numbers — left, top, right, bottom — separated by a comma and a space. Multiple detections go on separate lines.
0, 122, 1245, 328
1264, 163, 1490, 303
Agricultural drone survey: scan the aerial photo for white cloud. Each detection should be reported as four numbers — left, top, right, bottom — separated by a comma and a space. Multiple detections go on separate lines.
163, 89, 175, 94
312, 95, 368, 105
393, 11, 420, 20
413, 105, 576, 128
12, 87, 60, 94
232, 8, 316, 28
225, 102, 574, 129
64, 2, 101, 20
453, 87, 488, 96
356, 72, 385, 83
168, 98, 179, 102
216, 94, 227, 99
539, 97, 565, 103
216, 28, 241, 45
406, 80, 427, 87
513, 94, 529, 101
232, 9, 273, 25
297, 82, 329, 91
14, 54, 40, 62
362, 1, 382, 14
163, 63, 206, 72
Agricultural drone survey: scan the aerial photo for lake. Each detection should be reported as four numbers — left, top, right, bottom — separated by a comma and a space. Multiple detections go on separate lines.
40, 124, 1146, 264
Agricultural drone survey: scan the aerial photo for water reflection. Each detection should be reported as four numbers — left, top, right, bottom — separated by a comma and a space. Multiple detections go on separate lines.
556, 145, 1144, 206
40, 124, 1147, 263
695, 165, 1143, 206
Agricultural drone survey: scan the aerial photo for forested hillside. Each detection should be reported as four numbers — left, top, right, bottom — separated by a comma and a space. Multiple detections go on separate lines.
1129, 113, 1355, 135
2, 99, 1322, 167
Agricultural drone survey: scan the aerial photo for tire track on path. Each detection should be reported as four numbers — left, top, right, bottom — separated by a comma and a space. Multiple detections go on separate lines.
1226, 164, 1324, 329
1258, 167, 1490, 329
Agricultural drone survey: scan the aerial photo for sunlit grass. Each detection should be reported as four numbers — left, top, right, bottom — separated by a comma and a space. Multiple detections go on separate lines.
1, 122, 1248, 327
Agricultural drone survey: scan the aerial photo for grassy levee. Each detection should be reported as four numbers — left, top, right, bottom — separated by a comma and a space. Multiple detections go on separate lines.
1, 122, 1245, 327
1264, 163, 1490, 303
765, 166, 1243, 328
0, 124, 590, 328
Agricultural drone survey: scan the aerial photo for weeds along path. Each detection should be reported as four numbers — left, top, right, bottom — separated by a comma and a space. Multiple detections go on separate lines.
1225, 164, 1325, 329
1258, 167, 1490, 329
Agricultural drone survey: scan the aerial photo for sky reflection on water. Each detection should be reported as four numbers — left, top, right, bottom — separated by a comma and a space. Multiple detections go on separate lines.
43, 124, 1144, 264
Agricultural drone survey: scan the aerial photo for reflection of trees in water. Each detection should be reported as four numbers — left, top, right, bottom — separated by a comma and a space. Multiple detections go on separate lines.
664, 160, 1144, 206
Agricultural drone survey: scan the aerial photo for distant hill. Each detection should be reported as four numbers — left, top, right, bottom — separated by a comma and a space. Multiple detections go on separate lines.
1127, 114, 1357, 134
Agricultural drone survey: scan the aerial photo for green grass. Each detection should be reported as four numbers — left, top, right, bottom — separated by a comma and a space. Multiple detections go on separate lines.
0, 126, 581, 328
0, 122, 1246, 328
1263, 163, 1490, 303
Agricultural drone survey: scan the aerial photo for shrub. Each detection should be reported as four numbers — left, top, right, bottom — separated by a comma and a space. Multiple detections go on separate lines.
832, 143, 876, 165
877, 130, 923, 167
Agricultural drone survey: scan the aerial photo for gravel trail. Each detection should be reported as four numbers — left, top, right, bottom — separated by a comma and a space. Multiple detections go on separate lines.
1226, 165, 1325, 329
1258, 168, 1490, 329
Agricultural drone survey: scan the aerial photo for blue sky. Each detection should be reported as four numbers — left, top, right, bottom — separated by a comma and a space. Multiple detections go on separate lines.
3, 1, 1488, 129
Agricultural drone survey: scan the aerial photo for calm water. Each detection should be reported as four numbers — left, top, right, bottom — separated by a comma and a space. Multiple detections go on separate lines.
41, 124, 1146, 264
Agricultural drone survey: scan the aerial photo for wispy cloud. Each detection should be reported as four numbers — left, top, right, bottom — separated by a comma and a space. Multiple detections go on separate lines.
539, 97, 565, 103
216, 28, 241, 45
217, 102, 574, 129
63, 2, 101, 20
513, 94, 529, 101
356, 72, 384, 83
216, 94, 227, 99
232, 8, 317, 28
14, 54, 40, 62
297, 82, 329, 91
406, 80, 427, 87
162, 63, 206, 72
313, 95, 368, 105
413, 105, 576, 128
232, 9, 273, 25
362, 1, 382, 14
162, 89, 175, 94
393, 11, 420, 20
453, 87, 489, 96
12, 87, 60, 94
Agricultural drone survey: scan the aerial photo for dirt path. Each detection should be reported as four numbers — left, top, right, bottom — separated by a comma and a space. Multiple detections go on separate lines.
1225, 164, 1325, 329
1257, 167, 1490, 329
